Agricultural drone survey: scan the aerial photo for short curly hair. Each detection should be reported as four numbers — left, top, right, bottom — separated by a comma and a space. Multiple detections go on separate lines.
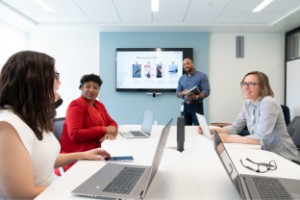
79, 74, 103, 89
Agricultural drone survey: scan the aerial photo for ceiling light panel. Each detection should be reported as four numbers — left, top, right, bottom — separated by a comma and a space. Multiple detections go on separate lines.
1, 0, 59, 22
114, 0, 151, 22
75, 0, 120, 22
225, 0, 261, 12
188, 0, 230, 12
153, 0, 189, 23
184, 11, 221, 23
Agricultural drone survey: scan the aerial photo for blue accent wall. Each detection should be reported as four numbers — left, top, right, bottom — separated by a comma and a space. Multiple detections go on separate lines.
100, 32, 209, 125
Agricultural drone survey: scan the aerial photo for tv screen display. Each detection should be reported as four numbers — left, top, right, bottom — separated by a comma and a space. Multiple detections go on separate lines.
116, 48, 193, 91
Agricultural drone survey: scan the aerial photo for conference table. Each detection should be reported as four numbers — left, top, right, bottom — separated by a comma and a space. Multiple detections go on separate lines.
35, 125, 300, 200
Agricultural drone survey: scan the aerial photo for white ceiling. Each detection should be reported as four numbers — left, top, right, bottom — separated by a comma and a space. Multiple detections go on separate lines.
1, 0, 300, 32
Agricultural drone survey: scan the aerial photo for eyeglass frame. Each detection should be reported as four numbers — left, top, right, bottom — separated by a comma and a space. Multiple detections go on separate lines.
55, 72, 60, 80
240, 81, 260, 88
240, 158, 277, 173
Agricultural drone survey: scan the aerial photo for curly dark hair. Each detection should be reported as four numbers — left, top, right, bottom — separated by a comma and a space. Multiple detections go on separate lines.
0, 50, 56, 140
79, 73, 103, 89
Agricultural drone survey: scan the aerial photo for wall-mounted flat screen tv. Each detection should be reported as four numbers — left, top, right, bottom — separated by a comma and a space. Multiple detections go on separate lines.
116, 48, 193, 91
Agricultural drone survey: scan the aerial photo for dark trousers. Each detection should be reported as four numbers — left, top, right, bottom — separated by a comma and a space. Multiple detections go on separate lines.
183, 102, 204, 125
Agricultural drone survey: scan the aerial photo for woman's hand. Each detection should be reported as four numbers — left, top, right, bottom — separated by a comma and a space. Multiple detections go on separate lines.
197, 126, 203, 135
198, 126, 216, 140
82, 148, 111, 161
106, 126, 118, 137
197, 126, 217, 136
100, 134, 115, 142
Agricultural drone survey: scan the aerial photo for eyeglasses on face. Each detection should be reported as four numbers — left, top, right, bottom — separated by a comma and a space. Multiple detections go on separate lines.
240, 81, 259, 88
240, 158, 277, 173
55, 72, 60, 80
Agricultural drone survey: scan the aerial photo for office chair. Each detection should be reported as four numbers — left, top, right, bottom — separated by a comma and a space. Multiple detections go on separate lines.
53, 117, 65, 141
53, 117, 66, 176
287, 116, 300, 150
281, 105, 291, 126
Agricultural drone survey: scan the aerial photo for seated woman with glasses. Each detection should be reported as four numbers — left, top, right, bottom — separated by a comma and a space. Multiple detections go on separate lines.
207, 71, 299, 163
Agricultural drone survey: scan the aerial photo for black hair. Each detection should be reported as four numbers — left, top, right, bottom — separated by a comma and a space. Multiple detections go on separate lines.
79, 74, 103, 89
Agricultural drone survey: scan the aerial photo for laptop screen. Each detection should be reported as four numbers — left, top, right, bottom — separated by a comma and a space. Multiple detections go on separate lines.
195, 113, 211, 138
142, 118, 173, 197
214, 132, 239, 188
141, 110, 154, 134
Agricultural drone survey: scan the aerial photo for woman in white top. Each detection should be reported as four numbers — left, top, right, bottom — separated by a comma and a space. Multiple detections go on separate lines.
0, 51, 111, 199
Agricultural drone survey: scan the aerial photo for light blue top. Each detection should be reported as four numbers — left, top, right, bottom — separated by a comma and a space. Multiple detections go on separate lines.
225, 96, 299, 162
176, 69, 210, 103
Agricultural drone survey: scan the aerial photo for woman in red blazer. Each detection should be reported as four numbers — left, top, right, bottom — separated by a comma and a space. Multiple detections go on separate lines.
60, 74, 118, 172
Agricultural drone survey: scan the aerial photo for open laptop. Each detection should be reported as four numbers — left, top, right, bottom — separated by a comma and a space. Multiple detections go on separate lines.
214, 132, 300, 200
196, 113, 212, 138
120, 110, 154, 139
72, 118, 173, 199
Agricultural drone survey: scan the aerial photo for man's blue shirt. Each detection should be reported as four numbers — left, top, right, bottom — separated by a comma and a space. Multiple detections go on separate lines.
176, 70, 210, 103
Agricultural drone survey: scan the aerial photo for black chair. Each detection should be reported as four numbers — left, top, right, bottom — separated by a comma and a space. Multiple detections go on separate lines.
53, 117, 65, 141
281, 105, 291, 126
287, 116, 300, 150
238, 105, 291, 136
53, 117, 66, 176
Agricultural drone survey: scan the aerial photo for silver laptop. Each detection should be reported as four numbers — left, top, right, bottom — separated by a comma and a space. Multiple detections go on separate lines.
72, 118, 173, 199
214, 132, 300, 200
196, 113, 211, 138
120, 110, 154, 139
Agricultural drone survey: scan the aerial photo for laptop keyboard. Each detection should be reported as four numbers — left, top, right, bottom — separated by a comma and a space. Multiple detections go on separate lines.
130, 131, 145, 137
103, 167, 145, 194
252, 176, 293, 200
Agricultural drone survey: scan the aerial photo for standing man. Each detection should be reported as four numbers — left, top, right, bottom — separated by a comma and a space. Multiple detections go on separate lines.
176, 58, 210, 125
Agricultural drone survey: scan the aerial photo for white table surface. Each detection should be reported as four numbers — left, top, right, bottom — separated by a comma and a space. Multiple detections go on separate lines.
35, 149, 201, 200
181, 148, 241, 200
35, 125, 300, 200
111, 125, 214, 151
227, 148, 300, 179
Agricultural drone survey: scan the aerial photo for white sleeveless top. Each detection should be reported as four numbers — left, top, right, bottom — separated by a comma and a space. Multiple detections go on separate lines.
0, 109, 60, 199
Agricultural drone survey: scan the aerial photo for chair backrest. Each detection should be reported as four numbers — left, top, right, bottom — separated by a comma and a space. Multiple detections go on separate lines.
287, 116, 300, 150
281, 105, 291, 126
53, 117, 65, 141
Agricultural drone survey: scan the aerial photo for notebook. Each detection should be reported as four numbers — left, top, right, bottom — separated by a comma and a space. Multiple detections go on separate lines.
72, 118, 173, 199
195, 113, 211, 138
214, 132, 300, 200
120, 110, 154, 139
185, 85, 200, 96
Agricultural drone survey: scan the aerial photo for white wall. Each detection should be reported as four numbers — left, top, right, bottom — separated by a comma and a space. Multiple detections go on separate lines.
209, 33, 285, 123
287, 59, 300, 119
29, 29, 100, 117
0, 22, 29, 67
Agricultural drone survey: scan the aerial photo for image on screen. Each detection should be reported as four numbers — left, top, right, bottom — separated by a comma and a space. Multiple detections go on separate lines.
116, 48, 193, 91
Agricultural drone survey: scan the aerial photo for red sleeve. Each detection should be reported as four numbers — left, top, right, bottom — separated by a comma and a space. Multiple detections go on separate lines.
96, 101, 118, 129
